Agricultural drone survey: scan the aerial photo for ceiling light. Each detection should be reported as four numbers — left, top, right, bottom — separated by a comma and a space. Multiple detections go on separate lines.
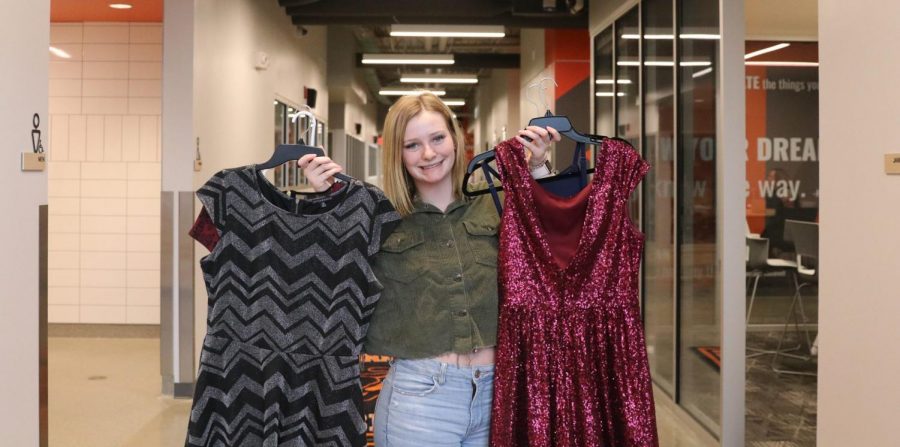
378, 88, 447, 96
622, 34, 674, 40
745, 43, 790, 60
595, 92, 626, 97
680, 34, 721, 40
745, 61, 818, 67
692, 67, 714, 78
390, 25, 505, 38
595, 79, 632, 85
49, 46, 71, 59
362, 54, 454, 65
620, 34, 719, 40
617, 60, 711, 67
400, 74, 478, 84
108, 3, 132, 9
441, 99, 466, 106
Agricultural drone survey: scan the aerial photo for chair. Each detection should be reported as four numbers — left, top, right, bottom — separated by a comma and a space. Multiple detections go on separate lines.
771, 219, 818, 376
746, 235, 797, 357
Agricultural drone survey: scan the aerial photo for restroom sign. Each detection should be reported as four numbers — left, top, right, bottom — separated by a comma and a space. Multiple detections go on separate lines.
22, 112, 46, 172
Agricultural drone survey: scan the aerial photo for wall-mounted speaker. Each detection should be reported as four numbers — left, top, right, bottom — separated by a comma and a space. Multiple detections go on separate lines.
305, 87, 318, 108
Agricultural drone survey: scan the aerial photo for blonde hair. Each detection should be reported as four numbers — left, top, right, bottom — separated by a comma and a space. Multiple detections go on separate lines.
382, 93, 467, 216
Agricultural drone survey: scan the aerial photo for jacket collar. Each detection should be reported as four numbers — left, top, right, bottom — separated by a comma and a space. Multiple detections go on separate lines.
412, 197, 468, 215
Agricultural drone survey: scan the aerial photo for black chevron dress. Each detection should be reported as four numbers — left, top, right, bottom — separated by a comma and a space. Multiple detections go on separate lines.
186, 166, 400, 447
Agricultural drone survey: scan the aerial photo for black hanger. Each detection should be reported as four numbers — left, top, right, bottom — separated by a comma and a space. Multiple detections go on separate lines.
528, 111, 605, 145
462, 112, 606, 212
256, 141, 352, 183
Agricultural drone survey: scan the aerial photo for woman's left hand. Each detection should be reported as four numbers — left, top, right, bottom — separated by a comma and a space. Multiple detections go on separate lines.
516, 125, 562, 168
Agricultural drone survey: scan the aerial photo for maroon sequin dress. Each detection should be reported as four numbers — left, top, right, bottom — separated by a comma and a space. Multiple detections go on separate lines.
490, 137, 658, 447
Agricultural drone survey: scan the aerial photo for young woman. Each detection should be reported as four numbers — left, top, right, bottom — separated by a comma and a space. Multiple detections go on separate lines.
299, 93, 559, 446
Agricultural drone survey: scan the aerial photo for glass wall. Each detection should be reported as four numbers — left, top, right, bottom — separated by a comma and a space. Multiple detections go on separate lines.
677, 0, 720, 432
641, 0, 676, 397
615, 9, 640, 148
593, 0, 722, 437
593, 28, 615, 138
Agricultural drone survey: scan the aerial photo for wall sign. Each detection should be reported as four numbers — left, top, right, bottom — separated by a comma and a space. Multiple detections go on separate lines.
22, 113, 46, 172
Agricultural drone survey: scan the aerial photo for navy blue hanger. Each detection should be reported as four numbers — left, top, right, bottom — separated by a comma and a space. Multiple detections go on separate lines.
462, 112, 605, 214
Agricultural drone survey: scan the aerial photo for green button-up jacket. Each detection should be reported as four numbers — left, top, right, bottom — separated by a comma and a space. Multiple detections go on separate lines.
364, 194, 501, 359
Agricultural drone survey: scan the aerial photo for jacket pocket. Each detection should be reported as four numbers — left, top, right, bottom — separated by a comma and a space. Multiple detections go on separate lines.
378, 230, 426, 283
462, 220, 499, 267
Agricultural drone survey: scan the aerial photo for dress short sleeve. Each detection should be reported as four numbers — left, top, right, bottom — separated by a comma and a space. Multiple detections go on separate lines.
610, 138, 650, 195
196, 170, 229, 237
365, 184, 401, 257
189, 208, 220, 251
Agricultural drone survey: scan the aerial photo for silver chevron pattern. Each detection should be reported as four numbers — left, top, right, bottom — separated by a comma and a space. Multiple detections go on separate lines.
186, 166, 400, 447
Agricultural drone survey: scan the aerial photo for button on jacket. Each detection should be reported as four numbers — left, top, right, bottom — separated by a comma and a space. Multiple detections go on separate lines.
364, 194, 501, 359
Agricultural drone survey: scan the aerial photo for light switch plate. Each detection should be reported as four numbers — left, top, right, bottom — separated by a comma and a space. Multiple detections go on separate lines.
21, 152, 46, 171
886, 153, 900, 174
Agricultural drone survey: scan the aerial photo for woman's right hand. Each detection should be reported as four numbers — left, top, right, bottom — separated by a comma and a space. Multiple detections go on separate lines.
297, 154, 344, 192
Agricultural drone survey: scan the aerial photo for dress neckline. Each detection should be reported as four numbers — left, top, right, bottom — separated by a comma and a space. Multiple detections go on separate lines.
249, 165, 354, 218
509, 140, 607, 275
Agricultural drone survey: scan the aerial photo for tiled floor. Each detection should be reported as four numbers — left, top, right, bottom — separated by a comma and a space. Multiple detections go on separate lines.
745, 278, 818, 447
48, 331, 716, 446
49, 336, 190, 447
746, 331, 818, 447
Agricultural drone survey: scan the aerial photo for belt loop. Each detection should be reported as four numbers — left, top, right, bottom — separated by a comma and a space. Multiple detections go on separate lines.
437, 362, 448, 385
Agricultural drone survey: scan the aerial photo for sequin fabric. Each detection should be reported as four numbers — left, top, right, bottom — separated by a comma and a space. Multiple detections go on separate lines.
490, 137, 658, 447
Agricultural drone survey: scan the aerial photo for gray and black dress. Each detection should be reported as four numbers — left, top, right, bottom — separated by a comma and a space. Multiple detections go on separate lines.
186, 166, 400, 447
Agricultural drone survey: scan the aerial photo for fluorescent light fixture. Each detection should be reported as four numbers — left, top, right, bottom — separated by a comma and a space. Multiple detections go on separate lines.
618, 60, 711, 67
595, 79, 632, 85
622, 34, 674, 40
391, 25, 505, 38
621, 34, 719, 40
378, 88, 446, 96
400, 73, 478, 84
49, 46, 71, 59
745, 43, 790, 60
441, 99, 466, 106
109, 3, 132, 9
692, 67, 714, 78
362, 54, 454, 65
595, 92, 626, 97
680, 34, 721, 40
745, 61, 819, 67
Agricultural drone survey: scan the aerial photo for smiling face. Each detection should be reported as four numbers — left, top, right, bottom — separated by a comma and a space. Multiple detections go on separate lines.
401, 110, 456, 191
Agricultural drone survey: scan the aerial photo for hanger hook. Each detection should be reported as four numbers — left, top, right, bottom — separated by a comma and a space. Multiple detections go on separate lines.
289, 106, 317, 145
537, 77, 557, 114
526, 77, 557, 116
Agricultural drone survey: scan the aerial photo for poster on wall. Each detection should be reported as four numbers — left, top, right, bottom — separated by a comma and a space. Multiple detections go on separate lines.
745, 41, 819, 255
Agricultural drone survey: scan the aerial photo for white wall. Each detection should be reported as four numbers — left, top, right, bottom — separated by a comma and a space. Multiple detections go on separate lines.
818, 1, 900, 445
1, 1, 48, 443
474, 69, 521, 152
747, 0, 817, 40
47, 23, 163, 324
193, 0, 328, 174
192, 0, 330, 358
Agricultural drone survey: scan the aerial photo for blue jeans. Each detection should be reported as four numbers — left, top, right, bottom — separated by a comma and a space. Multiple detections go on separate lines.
373, 358, 494, 447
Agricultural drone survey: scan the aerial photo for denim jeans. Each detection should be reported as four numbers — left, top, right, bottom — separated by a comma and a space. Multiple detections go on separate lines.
373, 358, 494, 446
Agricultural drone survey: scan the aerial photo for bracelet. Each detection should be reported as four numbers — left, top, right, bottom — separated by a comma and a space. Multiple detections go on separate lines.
530, 159, 552, 178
